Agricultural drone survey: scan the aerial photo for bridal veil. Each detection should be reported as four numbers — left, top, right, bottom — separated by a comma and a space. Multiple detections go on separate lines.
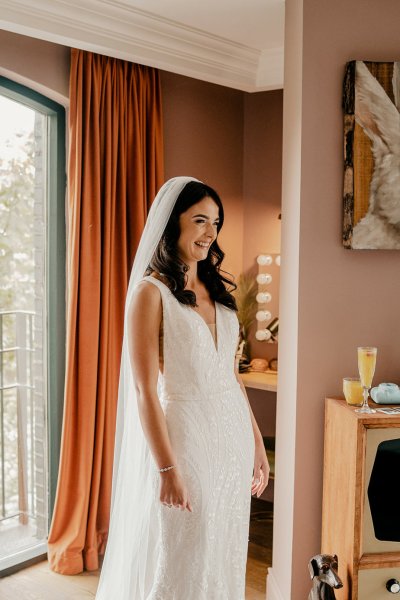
95, 176, 200, 599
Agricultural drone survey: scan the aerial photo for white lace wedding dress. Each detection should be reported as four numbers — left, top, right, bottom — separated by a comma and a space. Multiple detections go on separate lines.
142, 275, 255, 600
96, 273, 255, 600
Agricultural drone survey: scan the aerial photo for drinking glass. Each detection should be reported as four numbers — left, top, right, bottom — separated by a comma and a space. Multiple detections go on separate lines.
343, 377, 363, 407
356, 347, 377, 413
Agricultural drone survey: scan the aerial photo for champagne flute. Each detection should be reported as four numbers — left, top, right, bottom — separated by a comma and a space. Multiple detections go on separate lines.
356, 347, 377, 414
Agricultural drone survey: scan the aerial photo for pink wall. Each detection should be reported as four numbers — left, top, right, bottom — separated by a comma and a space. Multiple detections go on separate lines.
0, 30, 70, 103
270, 1, 400, 598
160, 70, 245, 280
243, 90, 283, 273
243, 90, 283, 364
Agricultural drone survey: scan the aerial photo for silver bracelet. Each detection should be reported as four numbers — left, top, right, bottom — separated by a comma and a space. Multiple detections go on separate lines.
158, 465, 176, 473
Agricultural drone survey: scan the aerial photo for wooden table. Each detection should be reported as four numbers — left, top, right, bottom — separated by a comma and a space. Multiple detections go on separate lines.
239, 370, 278, 393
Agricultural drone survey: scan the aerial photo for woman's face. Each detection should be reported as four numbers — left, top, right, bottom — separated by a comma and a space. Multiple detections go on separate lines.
177, 196, 220, 264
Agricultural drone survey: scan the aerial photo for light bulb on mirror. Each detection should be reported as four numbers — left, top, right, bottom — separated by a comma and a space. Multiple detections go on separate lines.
255, 329, 272, 341
255, 291, 271, 304
256, 273, 272, 285
256, 292, 270, 304
256, 254, 273, 266
256, 310, 272, 322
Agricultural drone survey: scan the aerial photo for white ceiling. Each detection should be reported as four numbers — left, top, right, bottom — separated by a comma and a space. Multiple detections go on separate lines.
0, 0, 285, 92
128, 0, 285, 50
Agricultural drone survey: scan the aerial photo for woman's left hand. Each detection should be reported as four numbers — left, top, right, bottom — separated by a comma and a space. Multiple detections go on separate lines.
251, 438, 270, 498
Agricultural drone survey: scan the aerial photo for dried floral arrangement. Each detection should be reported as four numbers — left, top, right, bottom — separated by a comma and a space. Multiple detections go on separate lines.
232, 273, 258, 371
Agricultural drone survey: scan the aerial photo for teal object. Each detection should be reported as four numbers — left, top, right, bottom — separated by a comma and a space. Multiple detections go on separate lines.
371, 383, 400, 404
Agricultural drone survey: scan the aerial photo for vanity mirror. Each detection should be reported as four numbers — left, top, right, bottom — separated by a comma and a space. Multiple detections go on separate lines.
255, 253, 280, 343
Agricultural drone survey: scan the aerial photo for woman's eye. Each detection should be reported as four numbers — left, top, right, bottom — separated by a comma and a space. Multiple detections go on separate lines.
194, 219, 219, 227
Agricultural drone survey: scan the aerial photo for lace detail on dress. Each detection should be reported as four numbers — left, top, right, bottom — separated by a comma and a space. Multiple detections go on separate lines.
159, 320, 216, 365
141, 276, 254, 600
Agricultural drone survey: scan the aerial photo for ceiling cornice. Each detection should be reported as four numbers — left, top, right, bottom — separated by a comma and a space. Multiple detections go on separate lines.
0, 0, 284, 92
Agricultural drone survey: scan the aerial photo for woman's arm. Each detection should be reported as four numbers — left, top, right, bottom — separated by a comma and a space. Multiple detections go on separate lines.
234, 362, 263, 445
127, 281, 192, 511
234, 361, 270, 497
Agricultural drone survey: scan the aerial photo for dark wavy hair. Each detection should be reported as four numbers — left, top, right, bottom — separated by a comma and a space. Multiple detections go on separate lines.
145, 181, 237, 311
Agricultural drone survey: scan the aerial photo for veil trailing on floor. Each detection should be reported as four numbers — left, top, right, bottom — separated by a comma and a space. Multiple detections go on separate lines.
95, 176, 200, 600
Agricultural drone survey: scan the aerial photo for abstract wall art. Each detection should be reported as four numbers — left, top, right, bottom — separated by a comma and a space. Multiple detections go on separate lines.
343, 61, 400, 249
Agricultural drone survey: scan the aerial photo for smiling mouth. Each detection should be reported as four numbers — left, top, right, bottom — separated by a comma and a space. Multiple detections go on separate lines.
194, 241, 211, 248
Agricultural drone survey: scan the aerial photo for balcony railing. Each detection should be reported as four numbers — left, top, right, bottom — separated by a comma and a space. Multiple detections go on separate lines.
0, 310, 47, 562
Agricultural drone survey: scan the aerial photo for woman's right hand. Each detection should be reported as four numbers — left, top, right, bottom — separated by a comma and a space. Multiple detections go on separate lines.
159, 469, 193, 512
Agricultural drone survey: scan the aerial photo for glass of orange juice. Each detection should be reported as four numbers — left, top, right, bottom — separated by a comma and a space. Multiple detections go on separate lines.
343, 377, 364, 406
356, 346, 377, 413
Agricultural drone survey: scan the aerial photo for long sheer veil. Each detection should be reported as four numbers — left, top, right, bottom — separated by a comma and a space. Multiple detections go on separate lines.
95, 176, 200, 600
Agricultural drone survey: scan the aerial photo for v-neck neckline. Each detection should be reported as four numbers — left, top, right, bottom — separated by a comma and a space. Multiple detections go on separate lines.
188, 303, 219, 354
145, 275, 220, 354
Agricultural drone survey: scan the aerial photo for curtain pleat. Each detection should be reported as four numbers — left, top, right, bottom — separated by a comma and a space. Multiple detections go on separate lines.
47, 49, 164, 574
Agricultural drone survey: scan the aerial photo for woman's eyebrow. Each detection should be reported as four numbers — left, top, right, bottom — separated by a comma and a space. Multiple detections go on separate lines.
192, 213, 220, 220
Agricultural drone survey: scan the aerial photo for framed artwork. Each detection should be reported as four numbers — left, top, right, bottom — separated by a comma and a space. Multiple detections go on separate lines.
343, 60, 400, 249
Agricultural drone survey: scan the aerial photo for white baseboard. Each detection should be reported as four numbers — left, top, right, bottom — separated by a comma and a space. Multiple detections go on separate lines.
266, 567, 286, 600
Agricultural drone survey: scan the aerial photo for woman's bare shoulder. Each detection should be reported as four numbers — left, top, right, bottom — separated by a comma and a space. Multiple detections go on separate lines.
129, 270, 173, 322
126, 279, 162, 383
128, 278, 163, 323
128, 280, 162, 328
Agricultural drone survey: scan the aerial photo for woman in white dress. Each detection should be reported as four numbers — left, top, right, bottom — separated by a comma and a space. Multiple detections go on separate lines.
95, 176, 269, 600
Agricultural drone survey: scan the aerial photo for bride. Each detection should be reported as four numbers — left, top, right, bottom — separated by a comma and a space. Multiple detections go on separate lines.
95, 176, 269, 600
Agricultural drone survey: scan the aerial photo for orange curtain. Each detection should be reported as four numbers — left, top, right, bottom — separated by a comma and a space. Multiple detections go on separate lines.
47, 49, 164, 574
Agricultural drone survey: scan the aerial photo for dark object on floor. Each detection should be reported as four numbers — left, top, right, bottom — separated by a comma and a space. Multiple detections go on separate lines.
249, 498, 273, 546
249, 497, 273, 568
308, 554, 343, 600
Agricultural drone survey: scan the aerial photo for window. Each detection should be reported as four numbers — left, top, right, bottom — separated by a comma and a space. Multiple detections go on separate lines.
0, 76, 66, 574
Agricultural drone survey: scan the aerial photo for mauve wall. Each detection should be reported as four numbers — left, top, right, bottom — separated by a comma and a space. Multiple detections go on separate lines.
160, 70, 245, 280
0, 29, 70, 102
270, 1, 400, 598
243, 90, 283, 273
243, 90, 283, 366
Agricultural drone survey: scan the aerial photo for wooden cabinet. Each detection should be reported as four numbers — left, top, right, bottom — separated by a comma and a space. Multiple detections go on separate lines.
322, 398, 400, 599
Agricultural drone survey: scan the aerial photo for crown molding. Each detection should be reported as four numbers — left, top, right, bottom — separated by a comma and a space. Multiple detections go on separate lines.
257, 47, 285, 90
0, 0, 283, 92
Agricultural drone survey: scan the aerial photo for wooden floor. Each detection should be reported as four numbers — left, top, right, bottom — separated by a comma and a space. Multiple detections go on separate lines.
0, 549, 266, 600
0, 499, 273, 600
